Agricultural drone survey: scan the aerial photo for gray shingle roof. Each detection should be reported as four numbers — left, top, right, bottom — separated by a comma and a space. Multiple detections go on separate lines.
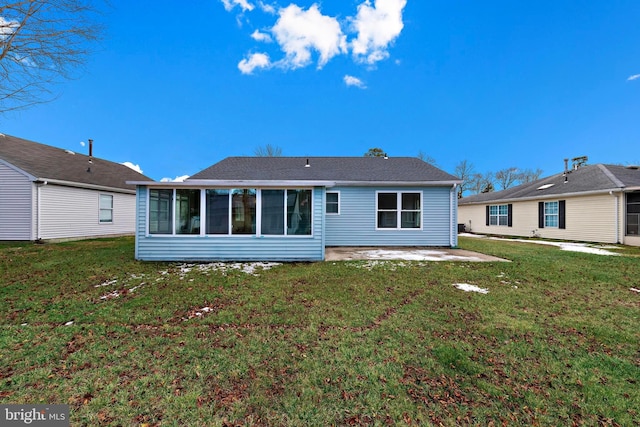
188, 156, 461, 183
0, 133, 152, 191
459, 164, 640, 205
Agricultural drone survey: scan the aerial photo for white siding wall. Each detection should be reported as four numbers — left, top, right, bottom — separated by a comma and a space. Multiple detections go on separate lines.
39, 185, 137, 240
0, 163, 33, 240
459, 193, 626, 244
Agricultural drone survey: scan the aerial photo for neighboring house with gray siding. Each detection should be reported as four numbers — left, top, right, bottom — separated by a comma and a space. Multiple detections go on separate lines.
458, 163, 640, 247
129, 157, 462, 261
0, 134, 152, 241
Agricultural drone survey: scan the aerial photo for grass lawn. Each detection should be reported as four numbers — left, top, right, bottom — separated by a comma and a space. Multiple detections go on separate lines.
1, 236, 639, 426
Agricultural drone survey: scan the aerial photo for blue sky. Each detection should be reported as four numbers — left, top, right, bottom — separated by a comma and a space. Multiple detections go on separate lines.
1, 0, 639, 182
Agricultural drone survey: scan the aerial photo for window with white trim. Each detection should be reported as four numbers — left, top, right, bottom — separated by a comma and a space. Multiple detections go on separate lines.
544, 201, 559, 228
376, 191, 421, 229
626, 192, 640, 235
489, 205, 508, 226
150, 188, 312, 236
99, 194, 113, 224
326, 191, 339, 214
149, 189, 173, 234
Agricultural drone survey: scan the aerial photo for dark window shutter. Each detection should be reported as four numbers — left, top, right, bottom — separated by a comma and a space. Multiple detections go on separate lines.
486, 206, 490, 226
507, 204, 513, 227
559, 200, 566, 229
538, 202, 545, 228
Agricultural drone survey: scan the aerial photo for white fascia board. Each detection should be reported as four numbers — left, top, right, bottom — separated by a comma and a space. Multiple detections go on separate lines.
35, 178, 136, 194
127, 180, 337, 188
459, 188, 625, 205
127, 179, 463, 188
328, 180, 463, 187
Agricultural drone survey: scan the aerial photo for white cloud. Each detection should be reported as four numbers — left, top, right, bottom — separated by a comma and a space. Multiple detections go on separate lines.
160, 175, 190, 183
258, 1, 276, 14
344, 75, 367, 89
350, 0, 407, 65
271, 4, 347, 69
122, 162, 143, 174
221, 0, 254, 12
251, 29, 272, 42
238, 52, 271, 74
0, 16, 19, 40
627, 74, 640, 81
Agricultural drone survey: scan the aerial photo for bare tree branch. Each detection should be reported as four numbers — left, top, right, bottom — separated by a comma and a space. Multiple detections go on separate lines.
0, 0, 104, 114
254, 144, 283, 157
495, 167, 519, 190
454, 160, 476, 198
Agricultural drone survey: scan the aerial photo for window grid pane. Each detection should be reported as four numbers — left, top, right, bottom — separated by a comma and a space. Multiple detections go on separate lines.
287, 189, 312, 235
378, 193, 397, 210
544, 201, 559, 227
326, 192, 339, 214
262, 190, 285, 235
206, 189, 229, 234
149, 189, 173, 234
99, 195, 113, 223
627, 214, 639, 235
232, 189, 256, 234
378, 211, 398, 228
489, 204, 508, 227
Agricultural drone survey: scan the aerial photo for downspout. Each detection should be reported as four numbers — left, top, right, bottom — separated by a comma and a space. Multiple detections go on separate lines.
610, 191, 620, 244
35, 180, 47, 241
450, 184, 457, 247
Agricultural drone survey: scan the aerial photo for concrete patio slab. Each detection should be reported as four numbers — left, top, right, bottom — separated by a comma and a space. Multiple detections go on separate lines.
325, 247, 508, 262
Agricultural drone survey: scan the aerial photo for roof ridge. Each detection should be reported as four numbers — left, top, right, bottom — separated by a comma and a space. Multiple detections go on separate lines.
596, 164, 626, 188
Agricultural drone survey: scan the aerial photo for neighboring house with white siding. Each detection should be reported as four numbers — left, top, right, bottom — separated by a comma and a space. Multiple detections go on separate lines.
0, 134, 153, 241
458, 163, 640, 247
128, 157, 462, 261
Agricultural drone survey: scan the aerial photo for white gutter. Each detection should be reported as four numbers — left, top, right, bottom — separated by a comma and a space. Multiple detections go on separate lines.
34, 177, 137, 194
127, 179, 464, 188
459, 187, 625, 205
127, 180, 337, 188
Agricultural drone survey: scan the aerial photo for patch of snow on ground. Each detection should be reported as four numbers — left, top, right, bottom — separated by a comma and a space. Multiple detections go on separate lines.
95, 279, 118, 288
98, 262, 281, 301
453, 283, 489, 294
176, 262, 281, 276
354, 260, 427, 271
631, 288, 640, 293
359, 249, 483, 261
460, 233, 620, 256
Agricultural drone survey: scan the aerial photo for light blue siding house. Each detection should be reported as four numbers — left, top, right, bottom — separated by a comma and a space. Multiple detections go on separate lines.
129, 157, 462, 261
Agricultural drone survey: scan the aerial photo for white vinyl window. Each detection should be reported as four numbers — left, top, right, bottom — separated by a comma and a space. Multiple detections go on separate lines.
99, 194, 113, 224
544, 201, 559, 228
151, 188, 312, 236
326, 191, 340, 215
626, 192, 640, 236
489, 205, 508, 226
376, 191, 421, 230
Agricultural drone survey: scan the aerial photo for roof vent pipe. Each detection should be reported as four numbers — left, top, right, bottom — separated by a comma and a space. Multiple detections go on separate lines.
87, 138, 93, 172
305, 158, 310, 168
